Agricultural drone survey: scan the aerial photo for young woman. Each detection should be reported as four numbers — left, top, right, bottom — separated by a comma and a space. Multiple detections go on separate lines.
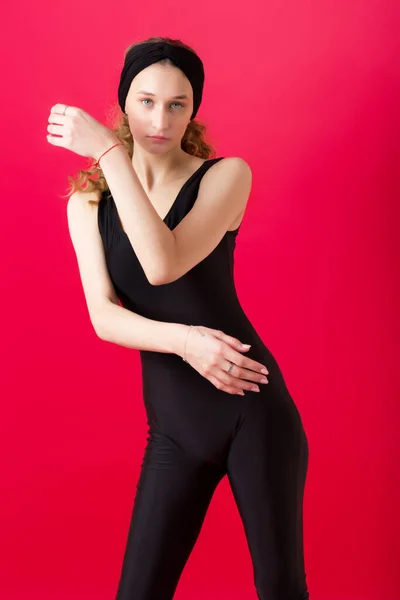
47, 36, 310, 600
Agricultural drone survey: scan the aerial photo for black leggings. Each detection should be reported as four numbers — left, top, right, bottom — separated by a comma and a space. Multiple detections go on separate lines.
114, 350, 310, 600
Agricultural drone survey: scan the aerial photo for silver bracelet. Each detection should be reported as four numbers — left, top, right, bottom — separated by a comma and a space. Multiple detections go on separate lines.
182, 325, 194, 362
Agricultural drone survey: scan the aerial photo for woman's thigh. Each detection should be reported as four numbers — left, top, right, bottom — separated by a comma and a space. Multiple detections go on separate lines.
115, 429, 225, 600
226, 390, 310, 600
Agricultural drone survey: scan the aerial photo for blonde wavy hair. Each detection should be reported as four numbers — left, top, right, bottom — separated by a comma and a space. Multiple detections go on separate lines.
61, 36, 216, 201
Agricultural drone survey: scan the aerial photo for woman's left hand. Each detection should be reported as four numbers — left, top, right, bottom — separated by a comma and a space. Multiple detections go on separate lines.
46, 103, 118, 161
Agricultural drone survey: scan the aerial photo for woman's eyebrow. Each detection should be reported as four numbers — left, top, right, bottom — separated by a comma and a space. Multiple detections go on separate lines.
136, 90, 189, 99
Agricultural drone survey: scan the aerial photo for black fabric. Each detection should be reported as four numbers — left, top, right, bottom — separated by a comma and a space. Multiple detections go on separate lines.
97, 157, 310, 600
118, 41, 205, 120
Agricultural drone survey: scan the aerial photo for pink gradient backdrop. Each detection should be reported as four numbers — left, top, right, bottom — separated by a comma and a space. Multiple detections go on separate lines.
1, 1, 398, 599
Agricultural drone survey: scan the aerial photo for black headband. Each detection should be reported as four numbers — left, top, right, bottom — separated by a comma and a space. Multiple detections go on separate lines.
118, 41, 205, 121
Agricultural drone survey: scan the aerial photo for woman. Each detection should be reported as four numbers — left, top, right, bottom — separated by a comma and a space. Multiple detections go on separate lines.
47, 36, 310, 600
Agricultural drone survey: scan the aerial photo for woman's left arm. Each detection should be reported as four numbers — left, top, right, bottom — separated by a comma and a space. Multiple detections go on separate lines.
98, 143, 176, 285
100, 148, 252, 286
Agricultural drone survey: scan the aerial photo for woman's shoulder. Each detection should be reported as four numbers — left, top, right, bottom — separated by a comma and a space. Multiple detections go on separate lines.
218, 155, 250, 167
210, 156, 251, 174
208, 156, 252, 181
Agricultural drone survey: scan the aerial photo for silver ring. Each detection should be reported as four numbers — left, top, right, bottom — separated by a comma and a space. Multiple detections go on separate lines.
227, 362, 234, 374
63, 104, 69, 115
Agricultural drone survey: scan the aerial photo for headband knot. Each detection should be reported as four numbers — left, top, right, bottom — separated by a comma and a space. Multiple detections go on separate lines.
118, 42, 205, 121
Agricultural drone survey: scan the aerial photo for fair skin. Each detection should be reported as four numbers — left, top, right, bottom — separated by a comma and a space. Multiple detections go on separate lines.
125, 62, 205, 195
49, 62, 269, 394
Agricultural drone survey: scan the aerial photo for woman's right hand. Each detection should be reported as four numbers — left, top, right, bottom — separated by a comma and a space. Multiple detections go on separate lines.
180, 325, 269, 395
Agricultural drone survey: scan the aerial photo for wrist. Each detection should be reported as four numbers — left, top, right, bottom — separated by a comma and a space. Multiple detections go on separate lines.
93, 135, 120, 161
170, 323, 192, 359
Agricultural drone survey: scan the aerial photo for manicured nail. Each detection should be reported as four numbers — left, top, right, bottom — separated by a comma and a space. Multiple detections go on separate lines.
241, 344, 251, 349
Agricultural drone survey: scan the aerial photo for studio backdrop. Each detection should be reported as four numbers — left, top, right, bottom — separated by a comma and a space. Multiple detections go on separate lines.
1, 1, 398, 599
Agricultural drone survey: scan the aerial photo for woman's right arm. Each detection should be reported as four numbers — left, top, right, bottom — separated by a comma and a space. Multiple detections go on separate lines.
66, 191, 188, 355
66, 192, 269, 394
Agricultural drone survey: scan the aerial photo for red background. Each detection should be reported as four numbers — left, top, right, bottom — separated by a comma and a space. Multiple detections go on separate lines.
1, 1, 398, 599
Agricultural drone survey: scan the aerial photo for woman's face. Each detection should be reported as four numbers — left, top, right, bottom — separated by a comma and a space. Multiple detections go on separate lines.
124, 63, 194, 152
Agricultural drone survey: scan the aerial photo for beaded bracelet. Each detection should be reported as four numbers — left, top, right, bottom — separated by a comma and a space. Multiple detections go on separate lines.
182, 325, 194, 362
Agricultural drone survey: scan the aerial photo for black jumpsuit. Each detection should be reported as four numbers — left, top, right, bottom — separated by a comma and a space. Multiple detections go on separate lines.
97, 157, 310, 600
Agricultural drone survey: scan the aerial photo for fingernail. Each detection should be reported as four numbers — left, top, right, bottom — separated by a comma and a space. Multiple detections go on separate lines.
261, 368, 269, 374
241, 344, 251, 349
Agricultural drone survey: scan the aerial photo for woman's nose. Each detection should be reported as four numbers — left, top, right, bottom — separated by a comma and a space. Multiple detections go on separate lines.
153, 109, 169, 129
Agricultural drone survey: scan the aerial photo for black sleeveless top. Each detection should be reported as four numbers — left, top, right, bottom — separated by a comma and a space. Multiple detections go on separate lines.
97, 157, 252, 337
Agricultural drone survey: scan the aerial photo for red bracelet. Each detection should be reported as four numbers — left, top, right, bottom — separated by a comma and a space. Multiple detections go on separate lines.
93, 141, 123, 169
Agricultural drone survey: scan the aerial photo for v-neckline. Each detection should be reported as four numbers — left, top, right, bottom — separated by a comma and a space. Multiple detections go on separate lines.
161, 159, 211, 223
111, 158, 212, 233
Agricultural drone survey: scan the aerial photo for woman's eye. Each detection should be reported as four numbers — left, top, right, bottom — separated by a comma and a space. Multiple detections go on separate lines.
141, 99, 183, 109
